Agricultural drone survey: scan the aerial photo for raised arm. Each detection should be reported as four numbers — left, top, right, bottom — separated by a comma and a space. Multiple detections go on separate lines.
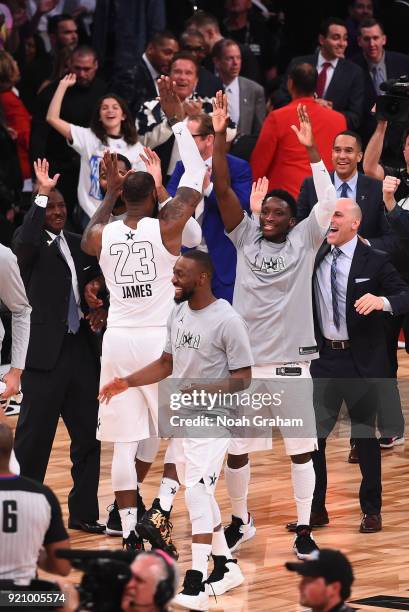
363, 118, 387, 180
212, 91, 246, 232
81, 151, 133, 257
46, 74, 77, 140
99, 352, 173, 404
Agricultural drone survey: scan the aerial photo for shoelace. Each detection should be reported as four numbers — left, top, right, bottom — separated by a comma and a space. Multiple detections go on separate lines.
206, 580, 218, 605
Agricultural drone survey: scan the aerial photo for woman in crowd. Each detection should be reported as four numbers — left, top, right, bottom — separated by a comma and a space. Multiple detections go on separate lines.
15, 33, 51, 112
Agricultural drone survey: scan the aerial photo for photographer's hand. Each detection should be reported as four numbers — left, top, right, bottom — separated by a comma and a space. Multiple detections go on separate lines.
54, 578, 81, 612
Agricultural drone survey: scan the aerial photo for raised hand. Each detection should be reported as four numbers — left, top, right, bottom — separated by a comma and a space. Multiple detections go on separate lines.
58, 73, 77, 89
98, 377, 129, 404
212, 90, 229, 134
140, 147, 162, 188
158, 76, 184, 124
103, 150, 133, 195
33, 158, 60, 195
250, 177, 269, 214
382, 175, 400, 211
290, 103, 315, 148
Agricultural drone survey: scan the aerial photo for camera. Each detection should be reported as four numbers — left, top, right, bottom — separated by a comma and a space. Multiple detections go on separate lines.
376, 75, 409, 123
56, 549, 138, 611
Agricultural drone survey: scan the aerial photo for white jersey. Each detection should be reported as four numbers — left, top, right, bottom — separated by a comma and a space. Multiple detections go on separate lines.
99, 218, 178, 328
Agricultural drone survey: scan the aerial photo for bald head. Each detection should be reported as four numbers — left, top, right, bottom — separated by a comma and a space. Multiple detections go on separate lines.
327, 198, 362, 246
0, 423, 13, 462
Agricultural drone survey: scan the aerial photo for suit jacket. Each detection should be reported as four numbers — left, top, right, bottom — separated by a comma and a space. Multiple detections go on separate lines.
278, 53, 364, 130
297, 171, 399, 255
166, 155, 252, 291
313, 239, 409, 377
12, 204, 100, 371
251, 96, 347, 198
237, 76, 266, 136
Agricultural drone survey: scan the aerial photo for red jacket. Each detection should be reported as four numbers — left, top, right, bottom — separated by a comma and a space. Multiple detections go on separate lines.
0, 90, 32, 180
251, 97, 347, 198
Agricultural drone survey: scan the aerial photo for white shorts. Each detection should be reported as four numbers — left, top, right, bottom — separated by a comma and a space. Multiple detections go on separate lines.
97, 326, 166, 442
165, 436, 229, 493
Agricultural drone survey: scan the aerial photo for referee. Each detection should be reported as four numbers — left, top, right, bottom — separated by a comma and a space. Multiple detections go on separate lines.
0, 423, 70, 585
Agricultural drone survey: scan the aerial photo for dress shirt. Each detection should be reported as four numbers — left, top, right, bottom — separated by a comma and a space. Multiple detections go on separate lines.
194, 157, 213, 253
45, 228, 83, 318
225, 77, 240, 125
334, 171, 358, 201
317, 52, 339, 96
315, 235, 392, 340
142, 53, 160, 96
368, 52, 387, 94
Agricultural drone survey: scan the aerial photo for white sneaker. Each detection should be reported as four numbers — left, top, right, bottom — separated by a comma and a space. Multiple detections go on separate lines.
173, 570, 209, 611
224, 513, 256, 552
207, 556, 244, 595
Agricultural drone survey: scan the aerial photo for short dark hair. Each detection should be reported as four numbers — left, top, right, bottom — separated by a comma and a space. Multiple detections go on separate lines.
148, 30, 178, 47
170, 51, 199, 73
180, 29, 206, 45
319, 17, 347, 37
122, 172, 155, 204
71, 45, 98, 61
358, 17, 385, 34
263, 189, 297, 217
288, 63, 317, 96
48, 13, 76, 35
185, 11, 220, 33
187, 114, 215, 136
182, 250, 214, 278
211, 38, 240, 60
115, 154, 132, 170
333, 130, 363, 151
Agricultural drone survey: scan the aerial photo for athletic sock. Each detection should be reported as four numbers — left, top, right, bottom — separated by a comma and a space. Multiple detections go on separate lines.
159, 477, 180, 512
224, 462, 250, 523
192, 542, 212, 581
119, 507, 137, 539
212, 529, 233, 560
291, 460, 315, 526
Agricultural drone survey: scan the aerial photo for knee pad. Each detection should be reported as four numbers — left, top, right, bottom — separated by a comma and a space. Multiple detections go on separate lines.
185, 483, 213, 535
111, 441, 139, 491
136, 437, 160, 464
209, 494, 221, 528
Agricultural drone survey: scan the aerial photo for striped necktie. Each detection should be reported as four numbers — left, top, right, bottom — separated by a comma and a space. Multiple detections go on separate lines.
55, 235, 80, 334
331, 246, 342, 330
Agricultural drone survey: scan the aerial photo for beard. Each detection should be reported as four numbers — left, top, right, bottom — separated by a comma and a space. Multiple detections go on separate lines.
174, 289, 194, 304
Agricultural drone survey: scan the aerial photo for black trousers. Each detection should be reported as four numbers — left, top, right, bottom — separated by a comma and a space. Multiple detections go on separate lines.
310, 345, 382, 516
377, 314, 405, 437
14, 325, 101, 521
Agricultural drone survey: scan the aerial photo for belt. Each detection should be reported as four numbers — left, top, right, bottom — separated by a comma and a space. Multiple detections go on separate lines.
324, 338, 350, 350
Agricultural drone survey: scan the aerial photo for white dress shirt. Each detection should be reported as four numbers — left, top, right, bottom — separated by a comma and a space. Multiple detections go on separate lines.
45, 230, 83, 319
225, 77, 240, 125
317, 52, 339, 97
143, 53, 160, 96
334, 171, 358, 201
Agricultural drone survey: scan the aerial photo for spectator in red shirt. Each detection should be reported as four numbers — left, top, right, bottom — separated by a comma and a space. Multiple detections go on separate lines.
251, 63, 346, 198
0, 49, 31, 181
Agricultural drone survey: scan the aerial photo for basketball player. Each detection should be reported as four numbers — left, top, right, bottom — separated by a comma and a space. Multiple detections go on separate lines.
99, 251, 253, 611
81, 77, 207, 551
211, 93, 338, 559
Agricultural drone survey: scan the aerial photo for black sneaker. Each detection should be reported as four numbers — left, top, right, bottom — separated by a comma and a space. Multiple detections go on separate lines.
293, 525, 319, 560
174, 570, 208, 610
106, 488, 147, 537
207, 555, 244, 595
136, 498, 178, 559
379, 435, 404, 448
123, 530, 144, 551
224, 513, 256, 552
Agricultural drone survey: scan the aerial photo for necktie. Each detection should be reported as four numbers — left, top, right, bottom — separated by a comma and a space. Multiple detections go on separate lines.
316, 62, 331, 98
331, 247, 342, 330
54, 235, 80, 334
372, 66, 384, 96
340, 182, 349, 198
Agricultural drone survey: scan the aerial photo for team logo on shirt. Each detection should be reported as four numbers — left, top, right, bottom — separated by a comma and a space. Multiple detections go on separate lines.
252, 255, 286, 273
175, 328, 201, 350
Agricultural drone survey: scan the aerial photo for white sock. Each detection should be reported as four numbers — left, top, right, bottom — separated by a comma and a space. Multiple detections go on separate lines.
9, 449, 20, 474
119, 507, 137, 539
159, 477, 180, 512
192, 542, 212, 581
212, 529, 232, 559
291, 460, 315, 526
224, 462, 250, 523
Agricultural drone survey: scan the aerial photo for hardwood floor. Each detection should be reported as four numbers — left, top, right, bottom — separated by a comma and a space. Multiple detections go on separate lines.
7, 351, 409, 611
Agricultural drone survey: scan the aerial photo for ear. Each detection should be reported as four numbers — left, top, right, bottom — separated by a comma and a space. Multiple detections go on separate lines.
289, 217, 297, 229
318, 34, 325, 47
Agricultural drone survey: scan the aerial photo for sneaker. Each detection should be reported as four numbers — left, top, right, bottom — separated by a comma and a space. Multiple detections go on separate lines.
106, 488, 147, 537
123, 530, 144, 551
4, 399, 21, 416
207, 555, 244, 595
173, 570, 208, 611
293, 525, 319, 560
224, 513, 256, 552
136, 498, 178, 559
379, 436, 404, 448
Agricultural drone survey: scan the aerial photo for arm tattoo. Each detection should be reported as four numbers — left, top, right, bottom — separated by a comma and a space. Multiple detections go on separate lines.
159, 188, 200, 223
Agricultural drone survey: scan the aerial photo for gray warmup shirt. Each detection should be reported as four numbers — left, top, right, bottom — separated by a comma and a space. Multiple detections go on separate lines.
228, 188, 332, 365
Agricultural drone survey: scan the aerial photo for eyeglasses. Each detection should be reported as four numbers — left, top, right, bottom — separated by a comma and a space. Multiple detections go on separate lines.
183, 45, 205, 52
191, 133, 211, 138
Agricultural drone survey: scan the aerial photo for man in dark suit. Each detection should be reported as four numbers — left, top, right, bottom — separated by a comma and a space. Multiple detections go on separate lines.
179, 29, 224, 99
279, 17, 364, 131
309, 196, 409, 534
351, 17, 409, 150
166, 113, 252, 303
12, 159, 104, 535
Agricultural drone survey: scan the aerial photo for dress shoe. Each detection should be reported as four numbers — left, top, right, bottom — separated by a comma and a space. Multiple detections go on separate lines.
286, 509, 329, 532
68, 518, 106, 534
359, 514, 382, 533
348, 444, 359, 464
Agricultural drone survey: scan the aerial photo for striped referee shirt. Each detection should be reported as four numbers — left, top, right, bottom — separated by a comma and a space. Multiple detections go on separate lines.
0, 475, 68, 585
